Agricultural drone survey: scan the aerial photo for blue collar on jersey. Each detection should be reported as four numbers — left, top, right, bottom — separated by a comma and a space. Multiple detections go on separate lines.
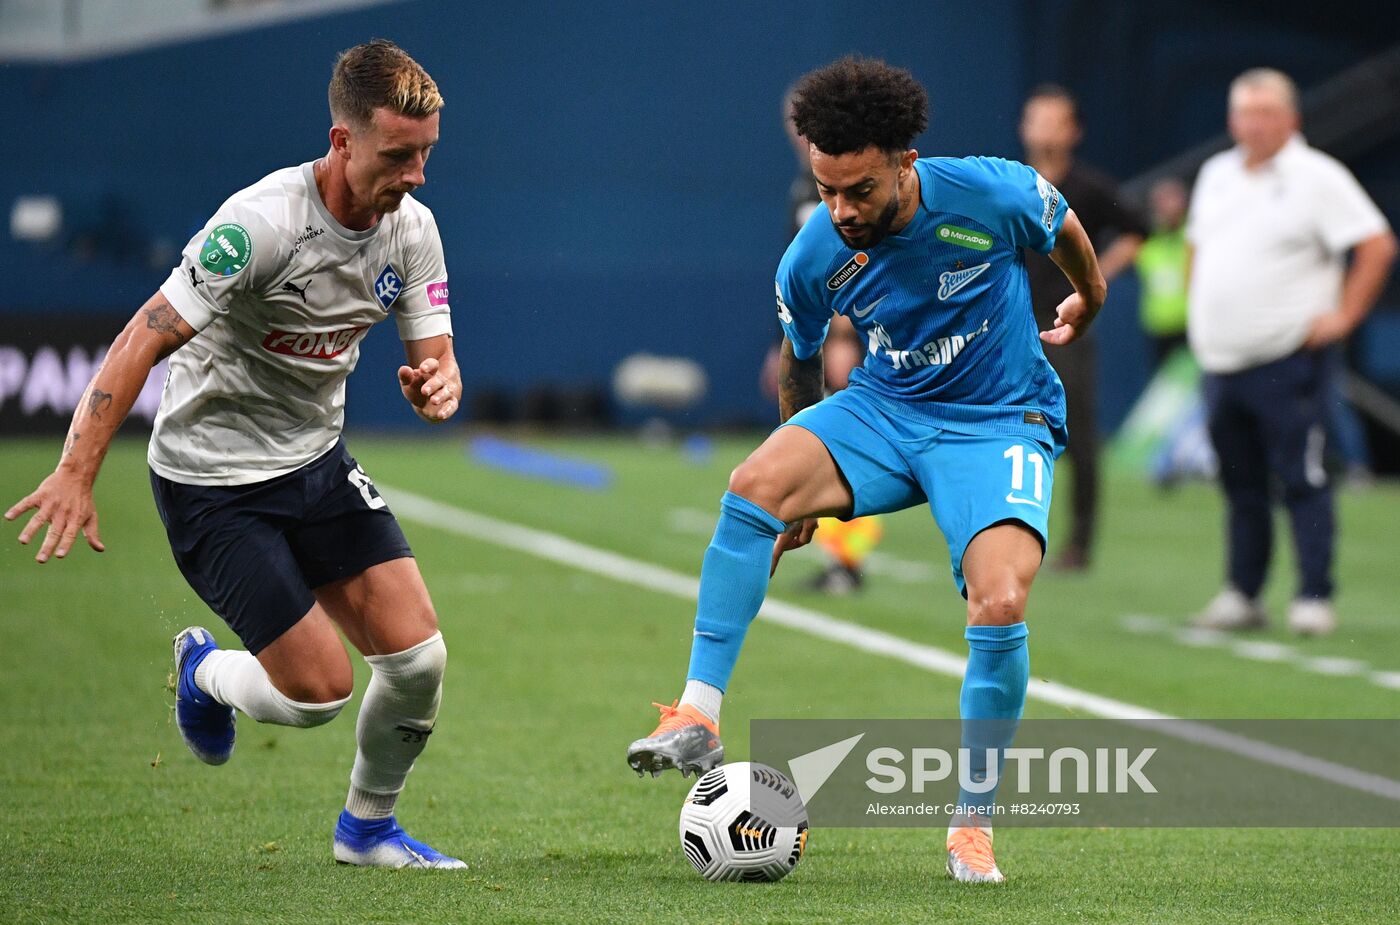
915, 158, 939, 211
873, 159, 934, 247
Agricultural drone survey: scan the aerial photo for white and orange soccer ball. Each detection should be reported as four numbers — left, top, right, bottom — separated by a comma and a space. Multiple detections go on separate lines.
678, 762, 809, 882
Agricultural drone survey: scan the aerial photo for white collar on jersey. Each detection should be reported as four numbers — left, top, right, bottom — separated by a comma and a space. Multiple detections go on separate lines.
302, 161, 382, 243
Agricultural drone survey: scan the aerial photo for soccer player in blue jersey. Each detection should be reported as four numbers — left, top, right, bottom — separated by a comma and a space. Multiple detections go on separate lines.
627, 57, 1106, 883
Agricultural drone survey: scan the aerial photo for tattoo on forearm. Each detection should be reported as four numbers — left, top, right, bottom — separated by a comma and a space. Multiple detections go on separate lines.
87, 388, 113, 420
778, 340, 825, 423
144, 303, 188, 347
62, 432, 80, 459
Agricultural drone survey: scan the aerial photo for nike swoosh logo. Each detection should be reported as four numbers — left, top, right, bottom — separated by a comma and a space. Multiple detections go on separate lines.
851, 294, 888, 318
937, 262, 991, 300
1005, 493, 1042, 508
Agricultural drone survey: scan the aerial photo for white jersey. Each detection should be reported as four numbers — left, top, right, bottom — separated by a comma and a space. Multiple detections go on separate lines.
152, 161, 452, 485
1186, 135, 1388, 373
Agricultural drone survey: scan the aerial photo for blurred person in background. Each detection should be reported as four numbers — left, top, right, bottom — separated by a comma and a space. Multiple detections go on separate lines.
761, 86, 883, 594
1137, 177, 1191, 371
1020, 85, 1147, 572
1187, 68, 1396, 636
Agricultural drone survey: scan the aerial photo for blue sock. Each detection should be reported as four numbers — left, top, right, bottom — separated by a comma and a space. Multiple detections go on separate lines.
685, 491, 787, 690
955, 623, 1029, 821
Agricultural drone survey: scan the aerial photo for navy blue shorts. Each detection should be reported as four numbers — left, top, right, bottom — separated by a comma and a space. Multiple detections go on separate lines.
150, 440, 413, 654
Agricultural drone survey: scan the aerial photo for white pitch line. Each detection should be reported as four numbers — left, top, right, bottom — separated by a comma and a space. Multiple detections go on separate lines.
1301, 656, 1368, 677
383, 485, 1400, 803
1120, 614, 1399, 689
1232, 641, 1295, 663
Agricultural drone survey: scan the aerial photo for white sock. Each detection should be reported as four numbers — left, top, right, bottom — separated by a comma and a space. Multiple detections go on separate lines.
680, 679, 722, 724
346, 632, 447, 820
194, 650, 348, 727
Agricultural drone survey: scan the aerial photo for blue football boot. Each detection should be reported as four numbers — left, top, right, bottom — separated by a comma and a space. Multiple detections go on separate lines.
171, 626, 235, 765
333, 811, 467, 869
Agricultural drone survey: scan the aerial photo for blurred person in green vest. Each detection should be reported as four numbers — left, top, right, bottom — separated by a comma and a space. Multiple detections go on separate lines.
1137, 177, 1190, 371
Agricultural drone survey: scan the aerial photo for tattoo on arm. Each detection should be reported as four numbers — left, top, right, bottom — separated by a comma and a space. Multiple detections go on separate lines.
144, 302, 189, 349
777, 339, 825, 423
87, 389, 113, 420
62, 431, 80, 459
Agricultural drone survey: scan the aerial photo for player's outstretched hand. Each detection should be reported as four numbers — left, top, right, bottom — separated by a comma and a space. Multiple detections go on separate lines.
4, 470, 105, 564
1039, 291, 1095, 347
398, 356, 461, 424
770, 518, 818, 577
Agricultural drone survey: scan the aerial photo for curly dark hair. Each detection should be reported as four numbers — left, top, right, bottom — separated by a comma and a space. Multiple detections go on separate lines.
790, 57, 929, 156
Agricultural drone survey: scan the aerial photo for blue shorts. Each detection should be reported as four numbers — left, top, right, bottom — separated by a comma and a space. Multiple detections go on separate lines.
783, 386, 1058, 594
150, 439, 413, 654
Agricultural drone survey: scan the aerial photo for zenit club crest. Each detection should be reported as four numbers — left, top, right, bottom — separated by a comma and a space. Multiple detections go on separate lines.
826, 252, 869, 291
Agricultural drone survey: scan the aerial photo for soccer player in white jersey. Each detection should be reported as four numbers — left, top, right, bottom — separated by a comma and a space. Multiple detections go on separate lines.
6, 40, 466, 869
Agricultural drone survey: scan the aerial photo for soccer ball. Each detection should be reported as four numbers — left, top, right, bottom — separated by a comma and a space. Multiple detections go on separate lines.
678, 762, 809, 882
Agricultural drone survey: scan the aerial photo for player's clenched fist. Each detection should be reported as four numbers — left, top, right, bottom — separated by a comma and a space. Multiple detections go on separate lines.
398, 355, 461, 424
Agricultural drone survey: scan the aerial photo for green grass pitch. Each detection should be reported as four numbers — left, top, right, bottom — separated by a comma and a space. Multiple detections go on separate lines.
2, 433, 1398, 923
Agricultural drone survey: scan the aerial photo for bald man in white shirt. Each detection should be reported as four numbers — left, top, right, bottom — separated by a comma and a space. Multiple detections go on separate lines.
1187, 68, 1396, 636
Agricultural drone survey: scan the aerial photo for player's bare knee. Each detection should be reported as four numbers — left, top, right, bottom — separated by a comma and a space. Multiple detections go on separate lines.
413, 603, 441, 640
726, 460, 787, 514
275, 668, 354, 707
966, 587, 1027, 626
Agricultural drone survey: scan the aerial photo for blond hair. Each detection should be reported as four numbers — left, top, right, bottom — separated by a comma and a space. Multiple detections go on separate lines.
329, 39, 443, 128
1229, 67, 1298, 113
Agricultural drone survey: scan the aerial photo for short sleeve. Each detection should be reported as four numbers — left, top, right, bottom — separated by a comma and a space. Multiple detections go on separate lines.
158, 204, 277, 332
776, 252, 831, 361
394, 212, 453, 342
1311, 158, 1389, 254
985, 159, 1068, 254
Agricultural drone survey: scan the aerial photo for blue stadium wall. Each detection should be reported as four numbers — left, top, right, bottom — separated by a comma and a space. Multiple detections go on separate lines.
1, 0, 1395, 432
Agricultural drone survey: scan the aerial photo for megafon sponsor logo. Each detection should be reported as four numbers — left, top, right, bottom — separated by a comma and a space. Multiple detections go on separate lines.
826, 252, 869, 291
262, 326, 369, 360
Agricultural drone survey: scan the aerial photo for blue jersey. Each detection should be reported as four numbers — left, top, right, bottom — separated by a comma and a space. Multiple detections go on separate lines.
776, 156, 1069, 447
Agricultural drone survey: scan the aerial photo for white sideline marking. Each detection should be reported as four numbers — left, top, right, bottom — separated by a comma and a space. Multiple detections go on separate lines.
383, 485, 1400, 803
1302, 657, 1368, 677
1233, 641, 1295, 663
1121, 614, 1397, 688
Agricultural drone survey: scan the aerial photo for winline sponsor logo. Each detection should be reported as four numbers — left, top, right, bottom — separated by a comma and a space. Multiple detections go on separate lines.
826, 252, 869, 291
